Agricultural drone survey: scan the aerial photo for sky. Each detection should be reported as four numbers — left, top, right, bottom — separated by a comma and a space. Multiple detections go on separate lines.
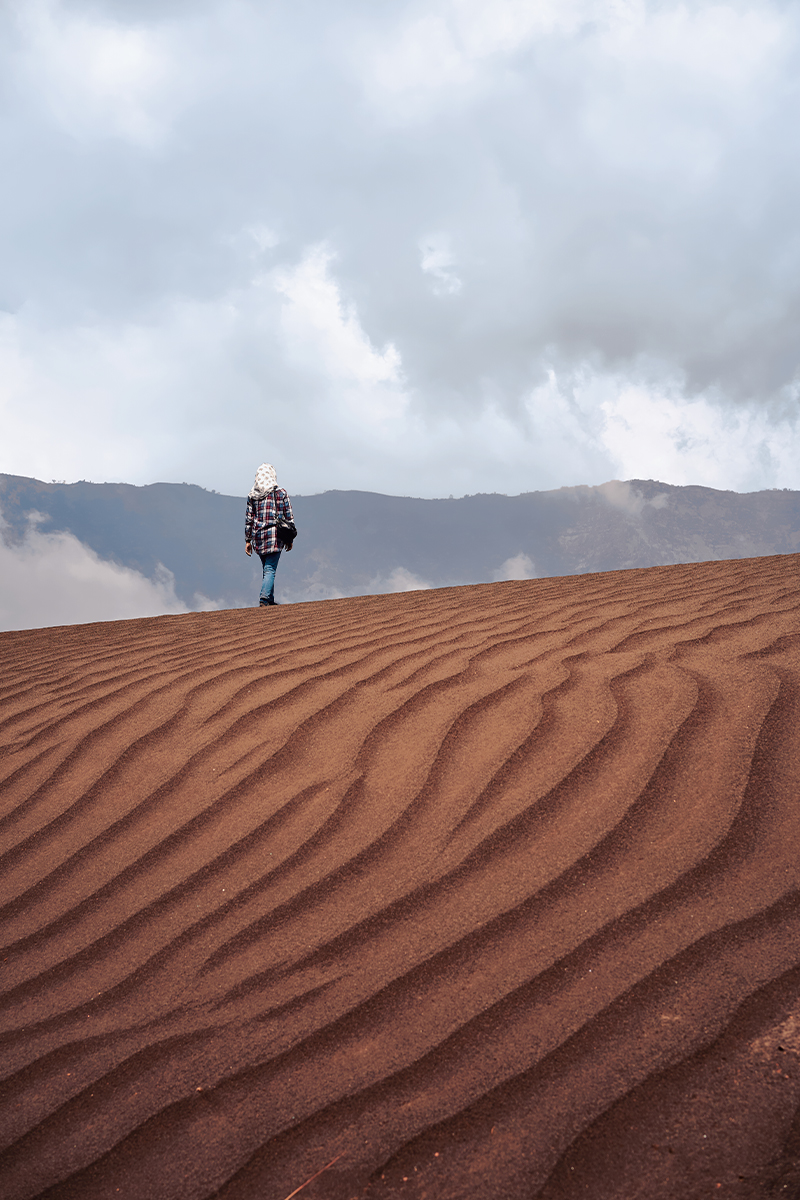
0, 516, 192, 630
2, 0, 800, 501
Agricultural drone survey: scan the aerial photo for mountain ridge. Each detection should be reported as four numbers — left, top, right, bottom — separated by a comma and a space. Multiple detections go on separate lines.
2, 473, 799, 611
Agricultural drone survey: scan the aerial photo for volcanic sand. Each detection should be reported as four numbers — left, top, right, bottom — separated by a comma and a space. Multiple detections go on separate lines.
2, 555, 800, 1200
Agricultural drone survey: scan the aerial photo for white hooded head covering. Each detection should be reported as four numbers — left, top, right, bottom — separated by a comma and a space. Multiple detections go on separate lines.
249, 462, 278, 499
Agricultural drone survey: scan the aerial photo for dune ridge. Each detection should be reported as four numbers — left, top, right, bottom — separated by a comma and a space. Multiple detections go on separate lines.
2, 555, 800, 1199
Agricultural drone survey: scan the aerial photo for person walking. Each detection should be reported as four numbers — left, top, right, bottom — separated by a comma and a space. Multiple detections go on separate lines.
244, 463, 295, 606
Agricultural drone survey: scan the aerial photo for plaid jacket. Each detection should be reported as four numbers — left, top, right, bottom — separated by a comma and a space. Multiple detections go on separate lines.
245, 488, 294, 555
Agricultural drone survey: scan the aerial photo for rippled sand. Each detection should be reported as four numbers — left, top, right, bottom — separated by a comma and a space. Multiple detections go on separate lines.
2, 556, 800, 1200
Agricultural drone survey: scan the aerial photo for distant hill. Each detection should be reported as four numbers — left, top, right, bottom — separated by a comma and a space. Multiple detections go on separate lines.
2, 473, 799, 609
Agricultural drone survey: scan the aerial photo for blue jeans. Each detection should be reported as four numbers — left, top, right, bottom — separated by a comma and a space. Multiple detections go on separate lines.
258, 550, 282, 605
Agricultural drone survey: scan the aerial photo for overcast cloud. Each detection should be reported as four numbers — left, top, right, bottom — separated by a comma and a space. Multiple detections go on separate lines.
1, 0, 799, 498
0, 514, 192, 629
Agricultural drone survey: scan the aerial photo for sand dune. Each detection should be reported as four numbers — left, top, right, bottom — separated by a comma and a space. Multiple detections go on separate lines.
2, 554, 800, 1200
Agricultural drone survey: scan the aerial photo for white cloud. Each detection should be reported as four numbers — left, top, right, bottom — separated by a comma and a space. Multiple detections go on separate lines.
366, 13, 474, 106
597, 3, 784, 88
375, 566, 433, 593
0, 240, 428, 493
362, 0, 784, 116
3, 291, 799, 501
420, 235, 462, 296
597, 479, 669, 515
1, 0, 800, 500
274, 245, 408, 425
245, 224, 281, 254
13, 0, 174, 145
495, 552, 536, 581
0, 515, 190, 631
278, 562, 432, 604
361, 0, 602, 112
599, 384, 800, 491
448, 0, 587, 55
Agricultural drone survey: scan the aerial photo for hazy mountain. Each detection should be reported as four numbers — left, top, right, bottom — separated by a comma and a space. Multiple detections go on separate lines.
2, 474, 799, 610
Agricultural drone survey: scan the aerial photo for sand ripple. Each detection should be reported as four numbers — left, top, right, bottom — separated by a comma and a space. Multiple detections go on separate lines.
2, 556, 800, 1199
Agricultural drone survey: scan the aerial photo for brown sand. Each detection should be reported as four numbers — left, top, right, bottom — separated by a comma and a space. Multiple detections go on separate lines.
2, 555, 800, 1200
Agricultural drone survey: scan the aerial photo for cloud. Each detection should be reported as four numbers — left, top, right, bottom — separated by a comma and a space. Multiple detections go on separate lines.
596, 480, 669, 516
372, 566, 433, 593
276, 560, 432, 604
0, 0, 799, 499
278, 552, 349, 604
599, 385, 800, 492
420, 234, 462, 297
12, 0, 175, 145
0, 513, 192, 631
274, 245, 406, 424
495, 552, 536, 581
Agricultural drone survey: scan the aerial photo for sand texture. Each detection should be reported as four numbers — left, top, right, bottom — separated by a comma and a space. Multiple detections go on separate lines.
2, 555, 800, 1200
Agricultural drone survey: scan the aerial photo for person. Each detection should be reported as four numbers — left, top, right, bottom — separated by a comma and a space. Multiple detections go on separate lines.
244, 463, 295, 606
